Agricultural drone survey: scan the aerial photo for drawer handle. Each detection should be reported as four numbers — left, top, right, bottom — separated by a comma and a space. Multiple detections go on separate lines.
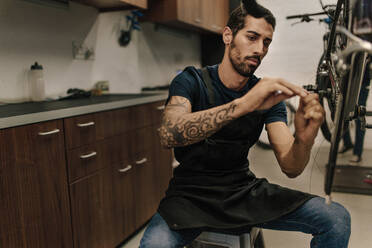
156, 105, 165, 110
38, 129, 60, 136
77, 121, 95, 127
194, 18, 201, 23
135, 158, 148, 165
118, 165, 132, 173
80, 151, 97, 159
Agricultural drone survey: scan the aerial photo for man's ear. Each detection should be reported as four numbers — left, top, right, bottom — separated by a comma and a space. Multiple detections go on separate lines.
222, 27, 233, 45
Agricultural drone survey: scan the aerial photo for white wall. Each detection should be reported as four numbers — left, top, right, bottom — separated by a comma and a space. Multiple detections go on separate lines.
0, 0, 200, 102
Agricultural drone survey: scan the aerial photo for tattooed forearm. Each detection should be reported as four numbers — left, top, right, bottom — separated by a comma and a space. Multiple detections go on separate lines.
159, 96, 238, 148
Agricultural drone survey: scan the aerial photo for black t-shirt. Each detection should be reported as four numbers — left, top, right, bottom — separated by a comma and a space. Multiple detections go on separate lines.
167, 64, 287, 165
167, 64, 287, 125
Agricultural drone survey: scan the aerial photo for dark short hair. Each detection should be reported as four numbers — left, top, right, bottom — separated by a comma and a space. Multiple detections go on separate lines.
227, 0, 276, 36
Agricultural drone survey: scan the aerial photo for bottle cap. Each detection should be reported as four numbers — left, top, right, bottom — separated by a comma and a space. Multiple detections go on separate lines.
31, 62, 43, 70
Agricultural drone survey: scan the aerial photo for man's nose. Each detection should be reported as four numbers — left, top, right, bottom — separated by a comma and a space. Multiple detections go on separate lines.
252, 41, 265, 56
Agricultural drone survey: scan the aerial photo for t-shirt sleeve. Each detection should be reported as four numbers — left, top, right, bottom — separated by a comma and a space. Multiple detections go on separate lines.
264, 101, 288, 125
165, 72, 197, 105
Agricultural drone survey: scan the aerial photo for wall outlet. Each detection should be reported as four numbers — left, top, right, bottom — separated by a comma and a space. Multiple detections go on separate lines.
72, 41, 95, 60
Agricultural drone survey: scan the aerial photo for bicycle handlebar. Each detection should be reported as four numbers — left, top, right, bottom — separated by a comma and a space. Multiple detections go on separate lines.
286, 11, 328, 20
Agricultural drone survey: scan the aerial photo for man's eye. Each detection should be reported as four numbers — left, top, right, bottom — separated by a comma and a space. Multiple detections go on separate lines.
264, 40, 271, 47
247, 35, 256, 41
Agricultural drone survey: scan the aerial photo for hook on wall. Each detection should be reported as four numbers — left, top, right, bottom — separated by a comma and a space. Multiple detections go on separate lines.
118, 10, 144, 47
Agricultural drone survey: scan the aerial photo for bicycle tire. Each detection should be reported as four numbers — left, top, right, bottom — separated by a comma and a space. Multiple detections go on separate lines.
256, 101, 296, 150
316, 7, 350, 142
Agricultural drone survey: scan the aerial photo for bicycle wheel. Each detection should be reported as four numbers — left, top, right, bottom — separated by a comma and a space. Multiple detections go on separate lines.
256, 101, 296, 150
316, 4, 350, 142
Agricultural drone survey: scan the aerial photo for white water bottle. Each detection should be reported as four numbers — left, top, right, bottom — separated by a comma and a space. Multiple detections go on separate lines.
29, 62, 46, 102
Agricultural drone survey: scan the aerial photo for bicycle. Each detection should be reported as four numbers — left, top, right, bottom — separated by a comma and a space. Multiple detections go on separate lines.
287, 3, 348, 142
287, 0, 372, 203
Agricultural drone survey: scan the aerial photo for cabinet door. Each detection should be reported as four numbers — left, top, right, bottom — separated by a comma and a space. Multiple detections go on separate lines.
111, 159, 136, 243
0, 121, 72, 248
130, 126, 158, 228
133, 149, 158, 228
177, 0, 203, 26
154, 141, 173, 203
202, 0, 229, 34
70, 168, 116, 248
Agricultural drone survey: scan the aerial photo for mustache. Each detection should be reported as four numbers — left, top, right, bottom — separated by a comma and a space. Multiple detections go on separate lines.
244, 56, 261, 64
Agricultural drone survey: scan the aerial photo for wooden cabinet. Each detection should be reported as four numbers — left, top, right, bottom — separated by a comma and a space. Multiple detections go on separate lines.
145, 0, 229, 34
123, 0, 147, 9
0, 120, 73, 248
68, 100, 172, 247
70, 167, 116, 248
0, 100, 172, 247
177, 0, 203, 27
71, 0, 147, 10
202, 0, 229, 34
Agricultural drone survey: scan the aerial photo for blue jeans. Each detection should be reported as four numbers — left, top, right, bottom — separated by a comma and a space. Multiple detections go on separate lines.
139, 197, 350, 248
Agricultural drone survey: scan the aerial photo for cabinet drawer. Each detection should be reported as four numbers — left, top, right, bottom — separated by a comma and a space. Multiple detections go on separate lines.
67, 135, 133, 182
95, 108, 131, 139
67, 143, 105, 182
64, 114, 97, 149
129, 101, 165, 129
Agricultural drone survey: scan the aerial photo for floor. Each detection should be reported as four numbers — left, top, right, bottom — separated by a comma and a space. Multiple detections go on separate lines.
121, 138, 372, 248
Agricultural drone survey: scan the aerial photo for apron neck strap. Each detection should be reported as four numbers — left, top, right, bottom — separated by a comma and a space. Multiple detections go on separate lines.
201, 67, 215, 106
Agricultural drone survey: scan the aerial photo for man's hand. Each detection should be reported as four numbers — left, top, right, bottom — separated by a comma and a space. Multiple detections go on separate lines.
236, 77, 308, 114
294, 93, 325, 145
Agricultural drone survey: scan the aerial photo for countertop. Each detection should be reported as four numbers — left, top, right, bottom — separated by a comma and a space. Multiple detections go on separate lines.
0, 93, 168, 129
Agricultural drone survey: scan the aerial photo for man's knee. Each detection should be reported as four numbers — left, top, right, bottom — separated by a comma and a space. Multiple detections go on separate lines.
139, 213, 185, 248
316, 199, 351, 237
330, 202, 351, 236
140, 229, 179, 248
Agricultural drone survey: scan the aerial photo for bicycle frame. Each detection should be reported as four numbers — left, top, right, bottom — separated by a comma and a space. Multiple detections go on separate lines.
320, 0, 372, 202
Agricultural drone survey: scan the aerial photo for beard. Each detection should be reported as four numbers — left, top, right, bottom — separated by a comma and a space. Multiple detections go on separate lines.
229, 40, 261, 77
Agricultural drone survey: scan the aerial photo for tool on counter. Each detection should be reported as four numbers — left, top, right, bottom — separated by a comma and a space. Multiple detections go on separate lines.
59, 88, 91, 100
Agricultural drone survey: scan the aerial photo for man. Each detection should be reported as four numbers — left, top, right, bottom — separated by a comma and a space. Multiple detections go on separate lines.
140, 1, 351, 247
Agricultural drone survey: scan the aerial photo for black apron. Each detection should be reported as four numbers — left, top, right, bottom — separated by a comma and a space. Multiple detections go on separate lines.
158, 67, 315, 234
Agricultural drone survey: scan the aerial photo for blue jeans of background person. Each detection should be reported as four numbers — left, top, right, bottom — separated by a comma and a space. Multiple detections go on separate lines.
139, 197, 351, 248
343, 61, 371, 156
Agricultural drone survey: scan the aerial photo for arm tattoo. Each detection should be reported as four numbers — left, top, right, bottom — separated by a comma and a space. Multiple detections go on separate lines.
159, 97, 237, 148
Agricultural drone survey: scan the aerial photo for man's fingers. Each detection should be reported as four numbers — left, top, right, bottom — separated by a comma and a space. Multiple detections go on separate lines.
304, 105, 325, 122
302, 98, 321, 113
277, 79, 308, 98
272, 83, 295, 96
301, 93, 319, 105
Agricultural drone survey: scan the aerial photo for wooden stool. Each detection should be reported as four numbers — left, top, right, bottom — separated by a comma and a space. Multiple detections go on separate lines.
188, 228, 264, 248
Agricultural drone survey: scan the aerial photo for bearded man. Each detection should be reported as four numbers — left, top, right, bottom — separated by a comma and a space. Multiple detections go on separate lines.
139, 1, 350, 247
